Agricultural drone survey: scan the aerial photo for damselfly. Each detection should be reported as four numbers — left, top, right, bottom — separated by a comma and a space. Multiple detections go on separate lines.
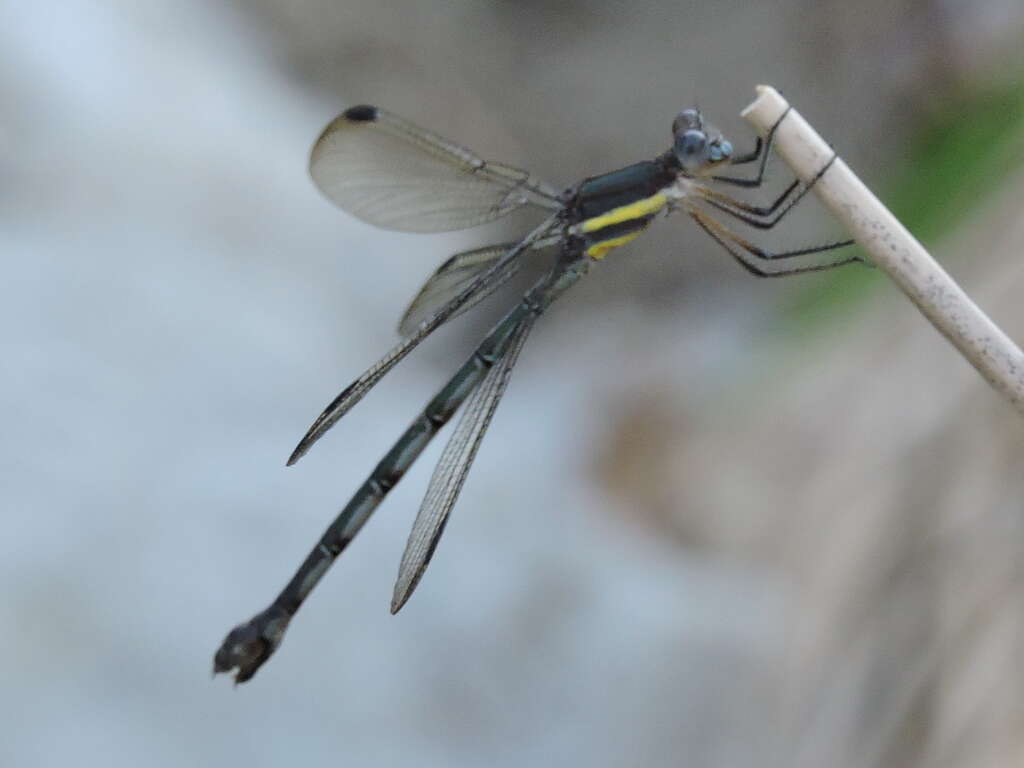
214, 103, 860, 683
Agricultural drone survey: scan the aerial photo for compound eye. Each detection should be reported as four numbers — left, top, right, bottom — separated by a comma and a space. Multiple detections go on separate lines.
708, 139, 733, 162
674, 129, 708, 167
672, 109, 702, 134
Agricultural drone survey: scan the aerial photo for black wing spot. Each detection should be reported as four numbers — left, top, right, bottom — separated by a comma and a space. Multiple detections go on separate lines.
343, 105, 378, 122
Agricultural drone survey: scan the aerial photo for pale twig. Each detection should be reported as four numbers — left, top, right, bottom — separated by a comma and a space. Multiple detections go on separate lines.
741, 85, 1024, 416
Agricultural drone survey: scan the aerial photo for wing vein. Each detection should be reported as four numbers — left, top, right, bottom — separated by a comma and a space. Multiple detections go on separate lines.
287, 215, 559, 465
390, 312, 535, 612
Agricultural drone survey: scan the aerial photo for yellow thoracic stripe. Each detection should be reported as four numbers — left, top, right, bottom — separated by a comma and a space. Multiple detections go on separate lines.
579, 192, 668, 234
586, 231, 642, 260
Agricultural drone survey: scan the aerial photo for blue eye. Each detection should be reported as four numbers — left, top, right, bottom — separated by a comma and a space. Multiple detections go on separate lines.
708, 141, 731, 162
675, 130, 707, 158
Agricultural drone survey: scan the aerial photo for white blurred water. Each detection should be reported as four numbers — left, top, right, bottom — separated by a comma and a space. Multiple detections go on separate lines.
0, 2, 785, 766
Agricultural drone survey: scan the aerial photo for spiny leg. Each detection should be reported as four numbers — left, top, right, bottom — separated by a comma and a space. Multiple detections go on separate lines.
689, 209, 860, 278
699, 154, 841, 231
728, 135, 763, 166
693, 207, 858, 262
698, 177, 799, 220
710, 106, 791, 188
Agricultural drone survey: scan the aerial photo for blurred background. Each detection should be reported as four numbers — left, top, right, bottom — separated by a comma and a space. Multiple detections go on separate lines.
3, 1, 1024, 766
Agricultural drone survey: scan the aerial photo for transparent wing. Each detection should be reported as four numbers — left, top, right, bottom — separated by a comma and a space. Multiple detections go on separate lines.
390, 312, 535, 613
287, 215, 559, 466
398, 243, 520, 337
310, 105, 561, 233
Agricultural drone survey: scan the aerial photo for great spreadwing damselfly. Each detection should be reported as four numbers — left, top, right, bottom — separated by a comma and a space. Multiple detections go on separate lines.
214, 102, 861, 683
